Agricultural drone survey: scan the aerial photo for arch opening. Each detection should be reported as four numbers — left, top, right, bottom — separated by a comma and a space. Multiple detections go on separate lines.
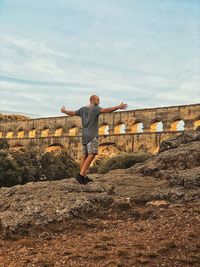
170, 120, 185, 131
10, 144, 24, 150
194, 120, 200, 130
41, 128, 49, 137
18, 130, 24, 138
69, 126, 79, 136
99, 125, 109, 135
54, 127, 63, 137
93, 142, 121, 166
29, 129, 36, 138
45, 144, 63, 153
6, 131, 13, 138
114, 123, 126, 134
150, 121, 163, 132
150, 146, 159, 154
131, 122, 144, 133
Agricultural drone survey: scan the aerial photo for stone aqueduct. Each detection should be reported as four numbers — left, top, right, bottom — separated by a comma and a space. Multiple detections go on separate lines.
0, 104, 200, 161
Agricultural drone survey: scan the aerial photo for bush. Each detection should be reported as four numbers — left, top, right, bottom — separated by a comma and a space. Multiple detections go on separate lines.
0, 151, 22, 187
40, 151, 79, 180
98, 152, 152, 174
88, 157, 103, 174
0, 139, 10, 150
11, 149, 42, 184
0, 148, 79, 187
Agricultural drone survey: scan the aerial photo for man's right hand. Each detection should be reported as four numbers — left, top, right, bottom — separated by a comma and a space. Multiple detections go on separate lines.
60, 106, 76, 116
118, 102, 128, 110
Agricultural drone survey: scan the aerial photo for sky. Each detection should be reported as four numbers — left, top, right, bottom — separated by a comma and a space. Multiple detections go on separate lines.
0, 0, 200, 117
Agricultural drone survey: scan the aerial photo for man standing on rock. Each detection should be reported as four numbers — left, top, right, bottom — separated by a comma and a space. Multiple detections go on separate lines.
61, 95, 128, 184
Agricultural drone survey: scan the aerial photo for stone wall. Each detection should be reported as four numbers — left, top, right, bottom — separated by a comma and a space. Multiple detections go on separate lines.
0, 103, 200, 161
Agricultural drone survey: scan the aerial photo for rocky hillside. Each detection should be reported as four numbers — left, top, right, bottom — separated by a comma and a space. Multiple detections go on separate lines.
0, 132, 200, 267
0, 113, 28, 122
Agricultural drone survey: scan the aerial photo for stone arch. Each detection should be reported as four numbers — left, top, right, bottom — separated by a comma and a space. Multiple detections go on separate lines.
17, 129, 24, 138
194, 116, 200, 130
29, 128, 36, 138
114, 122, 126, 134
95, 142, 122, 162
44, 143, 64, 153
99, 124, 109, 135
10, 144, 24, 150
150, 146, 159, 154
131, 121, 144, 133
150, 119, 163, 132
69, 126, 79, 136
170, 118, 185, 131
54, 127, 63, 137
41, 128, 49, 137
6, 130, 14, 138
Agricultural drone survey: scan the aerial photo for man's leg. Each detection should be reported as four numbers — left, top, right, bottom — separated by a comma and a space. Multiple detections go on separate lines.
80, 137, 98, 176
80, 154, 95, 176
80, 154, 87, 170
75, 138, 97, 183
80, 144, 88, 171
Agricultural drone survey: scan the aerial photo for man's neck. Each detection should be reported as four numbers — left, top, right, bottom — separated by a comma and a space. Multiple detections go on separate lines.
87, 103, 94, 108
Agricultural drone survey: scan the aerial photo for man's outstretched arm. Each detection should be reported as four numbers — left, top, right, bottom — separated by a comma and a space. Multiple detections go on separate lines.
100, 102, 128, 114
61, 106, 76, 116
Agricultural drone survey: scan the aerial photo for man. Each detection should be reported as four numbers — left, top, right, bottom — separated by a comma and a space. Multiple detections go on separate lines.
61, 95, 128, 184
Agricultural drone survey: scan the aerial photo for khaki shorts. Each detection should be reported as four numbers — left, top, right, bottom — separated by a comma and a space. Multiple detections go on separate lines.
82, 137, 99, 155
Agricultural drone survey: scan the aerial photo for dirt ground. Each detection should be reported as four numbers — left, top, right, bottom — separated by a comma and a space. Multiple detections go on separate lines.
1, 135, 200, 267
1, 200, 200, 267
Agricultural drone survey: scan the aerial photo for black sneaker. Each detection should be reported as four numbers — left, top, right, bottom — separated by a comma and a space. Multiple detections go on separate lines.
84, 176, 93, 183
75, 174, 88, 185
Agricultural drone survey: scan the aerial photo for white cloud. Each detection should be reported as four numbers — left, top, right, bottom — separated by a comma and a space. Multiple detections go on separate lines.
0, 1, 199, 116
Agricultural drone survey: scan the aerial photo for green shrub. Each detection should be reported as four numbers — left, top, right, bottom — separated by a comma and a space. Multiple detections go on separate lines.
0, 148, 79, 187
40, 151, 79, 180
98, 152, 152, 174
0, 151, 22, 187
11, 149, 41, 184
88, 157, 103, 174
0, 139, 10, 150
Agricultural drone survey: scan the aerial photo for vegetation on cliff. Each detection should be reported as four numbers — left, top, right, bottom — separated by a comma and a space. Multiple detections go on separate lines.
0, 139, 79, 187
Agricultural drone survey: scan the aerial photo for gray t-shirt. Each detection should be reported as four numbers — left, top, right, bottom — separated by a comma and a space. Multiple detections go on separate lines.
75, 105, 101, 144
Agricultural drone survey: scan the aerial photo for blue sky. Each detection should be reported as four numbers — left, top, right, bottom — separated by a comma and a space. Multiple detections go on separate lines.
0, 0, 199, 117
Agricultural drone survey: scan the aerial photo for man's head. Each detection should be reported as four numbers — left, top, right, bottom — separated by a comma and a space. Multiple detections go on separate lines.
90, 95, 100, 106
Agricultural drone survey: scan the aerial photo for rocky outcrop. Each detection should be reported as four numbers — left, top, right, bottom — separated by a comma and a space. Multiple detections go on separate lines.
0, 181, 114, 236
159, 132, 200, 152
0, 133, 200, 237
128, 136, 200, 190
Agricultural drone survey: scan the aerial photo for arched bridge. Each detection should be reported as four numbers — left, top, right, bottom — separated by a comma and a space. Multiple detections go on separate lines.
0, 103, 200, 161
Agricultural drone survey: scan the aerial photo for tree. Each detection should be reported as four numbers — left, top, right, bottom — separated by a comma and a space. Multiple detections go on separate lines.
40, 151, 78, 180
11, 149, 41, 184
0, 139, 10, 150
0, 151, 22, 187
